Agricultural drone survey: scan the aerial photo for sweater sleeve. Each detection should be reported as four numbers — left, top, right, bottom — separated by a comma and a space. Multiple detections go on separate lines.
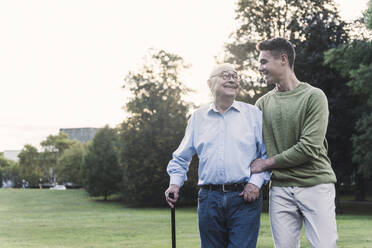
274, 89, 329, 168
255, 97, 263, 111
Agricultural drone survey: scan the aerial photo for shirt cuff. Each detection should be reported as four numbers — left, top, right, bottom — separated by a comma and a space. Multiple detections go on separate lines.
249, 174, 265, 189
169, 175, 184, 187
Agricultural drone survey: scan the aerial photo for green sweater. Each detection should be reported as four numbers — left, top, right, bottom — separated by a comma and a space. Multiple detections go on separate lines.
255, 82, 336, 187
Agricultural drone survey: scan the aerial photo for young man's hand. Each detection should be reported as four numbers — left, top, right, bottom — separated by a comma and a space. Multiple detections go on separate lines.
251, 157, 275, 173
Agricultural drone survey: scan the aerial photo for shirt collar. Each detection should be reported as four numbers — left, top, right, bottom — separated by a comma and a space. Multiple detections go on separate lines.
208, 100, 241, 114
231, 101, 241, 112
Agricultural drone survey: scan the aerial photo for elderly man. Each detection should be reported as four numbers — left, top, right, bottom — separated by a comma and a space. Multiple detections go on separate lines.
165, 63, 270, 248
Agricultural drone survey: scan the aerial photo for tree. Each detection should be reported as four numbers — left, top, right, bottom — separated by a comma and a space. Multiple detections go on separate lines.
118, 49, 197, 206
0, 162, 21, 188
56, 142, 85, 185
324, 1, 372, 200
367, 0, 372, 29
18, 145, 43, 187
0, 152, 13, 167
82, 126, 122, 200
0, 153, 18, 187
40, 132, 73, 183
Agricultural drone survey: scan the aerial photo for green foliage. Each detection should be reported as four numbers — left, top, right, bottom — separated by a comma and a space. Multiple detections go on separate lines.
324, 3, 372, 201
0, 155, 21, 187
0, 153, 20, 187
119, 49, 197, 206
325, 40, 372, 181
1, 164, 22, 187
40, 132, 73, 183
41, 132, 72, 154
366, 0, 372, 29
0, 152, 13, 168
324, 41, 372, 78
82, 126, 122, 200
5, 134, 84, 188
352, 113, 372, 178
56, 142, 85, 185
349, 63, 372, 102
18, 144, 43, 187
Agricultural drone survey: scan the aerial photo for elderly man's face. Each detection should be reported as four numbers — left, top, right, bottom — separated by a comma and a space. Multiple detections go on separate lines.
209, 65, 239, 99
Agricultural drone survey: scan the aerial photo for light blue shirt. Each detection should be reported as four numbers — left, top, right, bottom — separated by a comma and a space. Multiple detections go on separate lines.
167, 100, 270, 188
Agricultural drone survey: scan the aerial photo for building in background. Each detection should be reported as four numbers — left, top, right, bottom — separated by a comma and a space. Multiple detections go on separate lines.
3, 150, 21, 162
59, 127, 98, 143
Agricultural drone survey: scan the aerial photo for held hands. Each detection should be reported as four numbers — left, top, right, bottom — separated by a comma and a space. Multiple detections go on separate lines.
239, 183, 259, 202
165, 184, 180, 208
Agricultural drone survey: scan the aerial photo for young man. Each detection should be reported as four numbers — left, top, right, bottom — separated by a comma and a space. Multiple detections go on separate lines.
251, 38, 338, 248
165, 63, 270, 248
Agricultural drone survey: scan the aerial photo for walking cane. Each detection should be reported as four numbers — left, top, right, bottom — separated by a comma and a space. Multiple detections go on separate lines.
169, 192, 176, 248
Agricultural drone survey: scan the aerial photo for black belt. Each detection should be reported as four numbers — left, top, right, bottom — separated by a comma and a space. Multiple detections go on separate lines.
200, 182, 246, 192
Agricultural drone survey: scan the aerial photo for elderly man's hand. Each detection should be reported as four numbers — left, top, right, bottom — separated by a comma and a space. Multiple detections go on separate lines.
239, 183, 259, 202
165, 184, 180, 208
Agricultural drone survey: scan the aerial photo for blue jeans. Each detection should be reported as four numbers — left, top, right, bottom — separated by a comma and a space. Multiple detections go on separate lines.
198, 188, 262, 248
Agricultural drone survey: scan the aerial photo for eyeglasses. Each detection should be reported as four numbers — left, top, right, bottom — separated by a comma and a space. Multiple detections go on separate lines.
211, 71, 240, 81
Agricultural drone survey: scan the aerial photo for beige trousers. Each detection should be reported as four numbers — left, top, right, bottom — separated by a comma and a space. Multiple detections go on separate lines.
269, 184, 338, 248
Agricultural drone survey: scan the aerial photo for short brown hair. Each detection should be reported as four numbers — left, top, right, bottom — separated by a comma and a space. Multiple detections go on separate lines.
257, 38, 295, 69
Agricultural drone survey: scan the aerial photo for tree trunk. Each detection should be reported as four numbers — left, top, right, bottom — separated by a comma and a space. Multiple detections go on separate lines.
355, 173, 365, 201
335, 182, 343, 214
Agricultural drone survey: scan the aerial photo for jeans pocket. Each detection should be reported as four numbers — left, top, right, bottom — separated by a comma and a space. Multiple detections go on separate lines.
198, 189, 208, 203
197, 189, 208, 215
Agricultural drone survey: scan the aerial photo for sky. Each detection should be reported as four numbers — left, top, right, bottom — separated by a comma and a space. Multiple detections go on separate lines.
0, 0, 370, 152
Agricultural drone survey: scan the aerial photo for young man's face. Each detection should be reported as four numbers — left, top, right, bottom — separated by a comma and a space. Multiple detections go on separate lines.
258, 50, 284, 85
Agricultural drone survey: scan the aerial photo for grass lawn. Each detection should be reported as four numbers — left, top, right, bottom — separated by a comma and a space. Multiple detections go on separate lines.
0, 189, 371, 248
